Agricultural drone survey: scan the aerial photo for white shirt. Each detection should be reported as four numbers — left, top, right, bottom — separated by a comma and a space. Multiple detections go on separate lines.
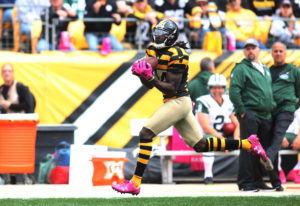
195, 94, 234, 135
251, 61, 265, 76
286, 108, 300, 135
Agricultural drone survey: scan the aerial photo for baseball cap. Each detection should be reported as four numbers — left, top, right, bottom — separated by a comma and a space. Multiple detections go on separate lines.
280, 0, 292, 5
244, 38, 259, 48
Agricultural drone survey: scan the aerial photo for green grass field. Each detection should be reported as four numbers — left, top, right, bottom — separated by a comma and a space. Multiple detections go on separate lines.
0, 196, 300, 206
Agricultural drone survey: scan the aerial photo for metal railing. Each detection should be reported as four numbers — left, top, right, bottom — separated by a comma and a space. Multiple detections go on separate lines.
1, 3, 300, 52
51, 17, 143, 51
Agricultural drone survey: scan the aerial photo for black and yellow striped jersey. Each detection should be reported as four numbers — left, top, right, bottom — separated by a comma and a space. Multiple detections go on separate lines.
146, 43, 189, 102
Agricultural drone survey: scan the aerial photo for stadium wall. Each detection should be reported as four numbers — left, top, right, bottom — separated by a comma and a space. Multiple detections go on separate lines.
0, 50, 299, 149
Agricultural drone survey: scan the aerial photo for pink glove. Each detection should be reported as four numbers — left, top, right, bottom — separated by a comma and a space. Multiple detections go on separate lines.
135, 61, 154, 81
131, 62, 140, 76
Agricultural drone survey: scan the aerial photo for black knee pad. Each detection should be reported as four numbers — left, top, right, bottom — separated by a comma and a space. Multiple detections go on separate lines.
193, 138, 207, 152
139, 127, 155, 140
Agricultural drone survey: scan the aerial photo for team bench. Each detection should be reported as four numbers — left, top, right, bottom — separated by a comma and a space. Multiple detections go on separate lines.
152, 149, 298, 184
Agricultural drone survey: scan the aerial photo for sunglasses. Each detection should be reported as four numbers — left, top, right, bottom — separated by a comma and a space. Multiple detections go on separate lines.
281, 4, 291, 8
197, 2, 208, 6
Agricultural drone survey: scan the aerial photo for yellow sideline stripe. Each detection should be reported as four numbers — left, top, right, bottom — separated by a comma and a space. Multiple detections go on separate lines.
96, 51, 219, 148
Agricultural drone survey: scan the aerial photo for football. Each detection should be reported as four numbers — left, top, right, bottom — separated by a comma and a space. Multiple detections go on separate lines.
222, 122, 236, 136
142, 57, 158, 70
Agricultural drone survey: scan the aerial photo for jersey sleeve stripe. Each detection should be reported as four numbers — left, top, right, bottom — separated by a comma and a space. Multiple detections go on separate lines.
174, 47, 183, 56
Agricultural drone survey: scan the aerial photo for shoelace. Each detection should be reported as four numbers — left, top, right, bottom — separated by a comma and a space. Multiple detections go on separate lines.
119, 180, 130, 186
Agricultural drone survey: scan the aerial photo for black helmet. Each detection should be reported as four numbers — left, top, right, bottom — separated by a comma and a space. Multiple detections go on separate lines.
152, 19, 179, 49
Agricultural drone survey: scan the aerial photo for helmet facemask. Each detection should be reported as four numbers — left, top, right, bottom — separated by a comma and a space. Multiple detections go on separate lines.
152, 19, 178, 49
153, 28, 169, 49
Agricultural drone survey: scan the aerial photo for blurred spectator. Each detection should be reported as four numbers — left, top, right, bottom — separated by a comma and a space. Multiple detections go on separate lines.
225, 0, 266, 49
62, 0, 78, 18
0, 64, 35, 113
0, 0, 15, 26
248, 0, 278, 17
62, 0, 86, 19
278, 108, 300, 184
153, 0, 202, 51
190, 0, 226, 49
188, 57, 215, 112
116, 0, 132, 15
290, 0, 300, 17
125, 0, 163, 47
0, 0, 15, 40
246, 0, 279, 47
266, 0, 300, 48
276, 0, 300, 17
84, 0, 124, 53
15, 0, 50, 40
38, 0, 77, 52
212, 0, 250, 12
0, 63, 36, 184
15, 0, 50, 52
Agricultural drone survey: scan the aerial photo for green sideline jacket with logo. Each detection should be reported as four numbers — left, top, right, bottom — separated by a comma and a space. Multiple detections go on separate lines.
271, 63, 300, 115
229, 59, 276, 119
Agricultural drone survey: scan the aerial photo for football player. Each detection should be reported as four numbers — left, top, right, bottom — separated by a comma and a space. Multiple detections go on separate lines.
112, 19, 269, 195
195, 73, 239, 184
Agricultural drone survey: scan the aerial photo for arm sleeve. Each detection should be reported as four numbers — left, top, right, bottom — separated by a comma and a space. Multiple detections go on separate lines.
9, 83, 35, 113
195, 100, 209, 114
85, 0, 97, 16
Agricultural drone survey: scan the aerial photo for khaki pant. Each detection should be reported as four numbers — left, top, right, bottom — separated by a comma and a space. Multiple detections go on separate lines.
144, 96, 202, 147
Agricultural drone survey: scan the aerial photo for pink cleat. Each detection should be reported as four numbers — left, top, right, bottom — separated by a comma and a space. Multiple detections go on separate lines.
247, 134, 274, 171
112, 180, 140, 195
287, 170, 300, 183
279, 170, 287, 184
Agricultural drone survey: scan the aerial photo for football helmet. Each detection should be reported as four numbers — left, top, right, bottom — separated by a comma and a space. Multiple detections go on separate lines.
207, 74, 227, 88
152, 19, 179, 49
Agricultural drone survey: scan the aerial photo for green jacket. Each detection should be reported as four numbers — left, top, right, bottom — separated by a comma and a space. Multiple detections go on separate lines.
229, 59, 276, 119
271, 63, 300, 115
188, 71, 213, 103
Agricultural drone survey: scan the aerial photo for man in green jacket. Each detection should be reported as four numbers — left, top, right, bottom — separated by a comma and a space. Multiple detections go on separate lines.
267, 42, 300, 191
188, 57, 215, 113
229, 38, 276, 192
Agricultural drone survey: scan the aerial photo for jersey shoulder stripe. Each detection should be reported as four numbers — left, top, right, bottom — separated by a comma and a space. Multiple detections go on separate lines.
197, 94, 211, 109
167, 47, 189, 72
